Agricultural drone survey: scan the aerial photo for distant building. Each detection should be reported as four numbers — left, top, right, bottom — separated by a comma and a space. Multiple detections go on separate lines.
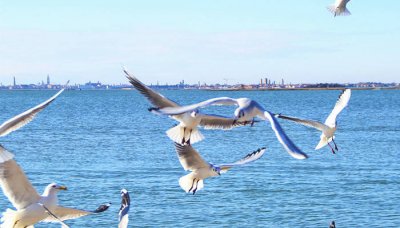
47, 75, 50, 85
13, 76, 16, 87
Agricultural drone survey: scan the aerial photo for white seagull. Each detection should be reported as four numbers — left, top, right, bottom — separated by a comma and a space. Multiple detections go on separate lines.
0, 145, 110, 228
327, 0, 351, 17
276, 89, 351, 154
118, 189, 130, 228
152, 97, 308, 160
175, 143, 266, 194
0, 87, 66, 137
124, 68, 254, 145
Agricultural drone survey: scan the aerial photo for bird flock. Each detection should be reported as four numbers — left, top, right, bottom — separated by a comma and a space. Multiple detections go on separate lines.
0, 2, 353, 227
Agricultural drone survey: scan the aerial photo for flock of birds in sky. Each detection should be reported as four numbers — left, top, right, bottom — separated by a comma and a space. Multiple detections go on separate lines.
0, 1, 353, 227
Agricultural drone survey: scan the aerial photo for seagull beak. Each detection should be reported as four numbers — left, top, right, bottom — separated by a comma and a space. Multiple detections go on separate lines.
56, 185, 68, 190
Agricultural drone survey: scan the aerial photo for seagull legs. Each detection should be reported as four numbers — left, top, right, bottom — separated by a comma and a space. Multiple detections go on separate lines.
186, 129, 193, 145
327, 143, 336, 154
332, 139, 339, 151
181, 127, 186, 144
188, 178, 196, 193
192, 179, 200, 195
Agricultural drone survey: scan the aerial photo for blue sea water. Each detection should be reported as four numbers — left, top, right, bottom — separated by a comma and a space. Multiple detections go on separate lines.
0, 89, 399, 227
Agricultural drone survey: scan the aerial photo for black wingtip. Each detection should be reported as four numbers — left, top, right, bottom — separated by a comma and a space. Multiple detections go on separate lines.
148, 107, 159, 112
93, 203, 111, 213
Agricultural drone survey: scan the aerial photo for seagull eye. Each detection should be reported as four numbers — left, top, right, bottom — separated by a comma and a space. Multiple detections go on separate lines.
52, 185, 56, 188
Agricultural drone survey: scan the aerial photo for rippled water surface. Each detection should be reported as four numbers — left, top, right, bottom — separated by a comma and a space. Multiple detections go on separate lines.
0, 89, 399, 227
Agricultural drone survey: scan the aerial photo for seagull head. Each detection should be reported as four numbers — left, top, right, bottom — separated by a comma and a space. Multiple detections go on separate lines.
190, 109, 199, 117
234, 108, 245, 119
210, 164, 221, 176
44, 183, 68, 195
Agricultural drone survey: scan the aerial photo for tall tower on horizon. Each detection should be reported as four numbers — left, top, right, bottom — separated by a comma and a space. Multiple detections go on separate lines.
13, 76, 16, 87
47, 74, 50, 85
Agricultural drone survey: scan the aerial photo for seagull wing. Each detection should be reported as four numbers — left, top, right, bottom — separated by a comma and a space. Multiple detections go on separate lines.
43, 203, 110, 222
324, 89, 351, 128
218, 147, 266, 173
199, 113, 253, 130
0, 145, 41, 210
174, 143, 209, 171
118, 189, 130, 228
0, 88, 65, 137
152, 97, 238, 115
263, 111, 308, 159
123, 68, 179, 108
276, 114, 328, 132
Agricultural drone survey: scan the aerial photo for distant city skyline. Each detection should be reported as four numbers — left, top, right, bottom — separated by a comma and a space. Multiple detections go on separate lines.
0, 1, 399, 84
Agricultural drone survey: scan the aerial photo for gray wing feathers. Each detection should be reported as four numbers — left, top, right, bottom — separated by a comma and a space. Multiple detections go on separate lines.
199, 114, 252, 130
219, 147, 266, 171
264, 111, 308, 159
324, 89, 351, 127
174, 143, 208, 171
123, 68, 179, 108
276, 114, 328, 132
153, 97, 238, 115
0, 146, 41, 210
0, 88, 65, 137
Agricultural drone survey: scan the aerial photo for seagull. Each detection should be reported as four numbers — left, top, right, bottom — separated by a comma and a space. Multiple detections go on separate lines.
0, 145, 110, 228
276, 89, 351, 154
0, 87, 66, 137
174, 143, 266, 194
123, 68, 254, 145
329, 220, 336, 228
151, 97, 308, 159
118, 189, 130, 228
327, 0, 351, 17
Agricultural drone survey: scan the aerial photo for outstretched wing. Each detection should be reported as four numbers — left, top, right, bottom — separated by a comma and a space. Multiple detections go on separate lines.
219, 147, 266, 173
324, 89, 351, 128
118, 189, 130, 228
0, 88, 66, 137
199, 113, 253, 130
0, 145, 41, 210
43, 203, 110, 222
151, 97, 238, 115
174, 143, 208, 171
123, 68, 179, 108
276, 114, 328, 132
263, 111, 308, 160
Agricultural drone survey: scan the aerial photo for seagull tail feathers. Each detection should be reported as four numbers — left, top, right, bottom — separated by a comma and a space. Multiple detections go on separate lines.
0, 208, 17, 228
315, 136, 328, 150
327, 5, 351, 17
166, 126, 204, 145
0, 146, 14, 163
179, 174, 204, 193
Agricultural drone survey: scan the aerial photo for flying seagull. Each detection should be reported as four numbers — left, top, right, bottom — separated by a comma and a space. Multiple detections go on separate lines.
0, 145, 110, 228
174, 143, 266, 194
276, 89, 351, 154
0, 86, 67, 137
152, 97, 308, 159
327, 0, 351, 17
118, 189, 130, 228
123, 68, 254, 145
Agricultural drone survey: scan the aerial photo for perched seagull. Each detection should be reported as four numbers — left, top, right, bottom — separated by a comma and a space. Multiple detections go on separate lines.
152, 97, 308, 160
0, 145, 110, 228
174, 143, 266, 194
0, 86, 66, 137
327, 0, 351, 17
118, 189, 130, 228
276, 89, 351, 154
123, 68, 254, 145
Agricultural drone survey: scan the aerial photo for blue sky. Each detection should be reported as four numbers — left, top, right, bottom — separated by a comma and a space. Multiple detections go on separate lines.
0, 0, 399, 85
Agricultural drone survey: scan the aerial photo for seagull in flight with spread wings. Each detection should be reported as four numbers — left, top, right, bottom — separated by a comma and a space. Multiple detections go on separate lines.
327, 0, 351, 17
118, 189, 130, 228
152, 97, 308, 159
174, 143, 265, 194
124, 68, 254, 145
0, 145, 110, 228
0, 86, 66, 137
276, 89, 351, 154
